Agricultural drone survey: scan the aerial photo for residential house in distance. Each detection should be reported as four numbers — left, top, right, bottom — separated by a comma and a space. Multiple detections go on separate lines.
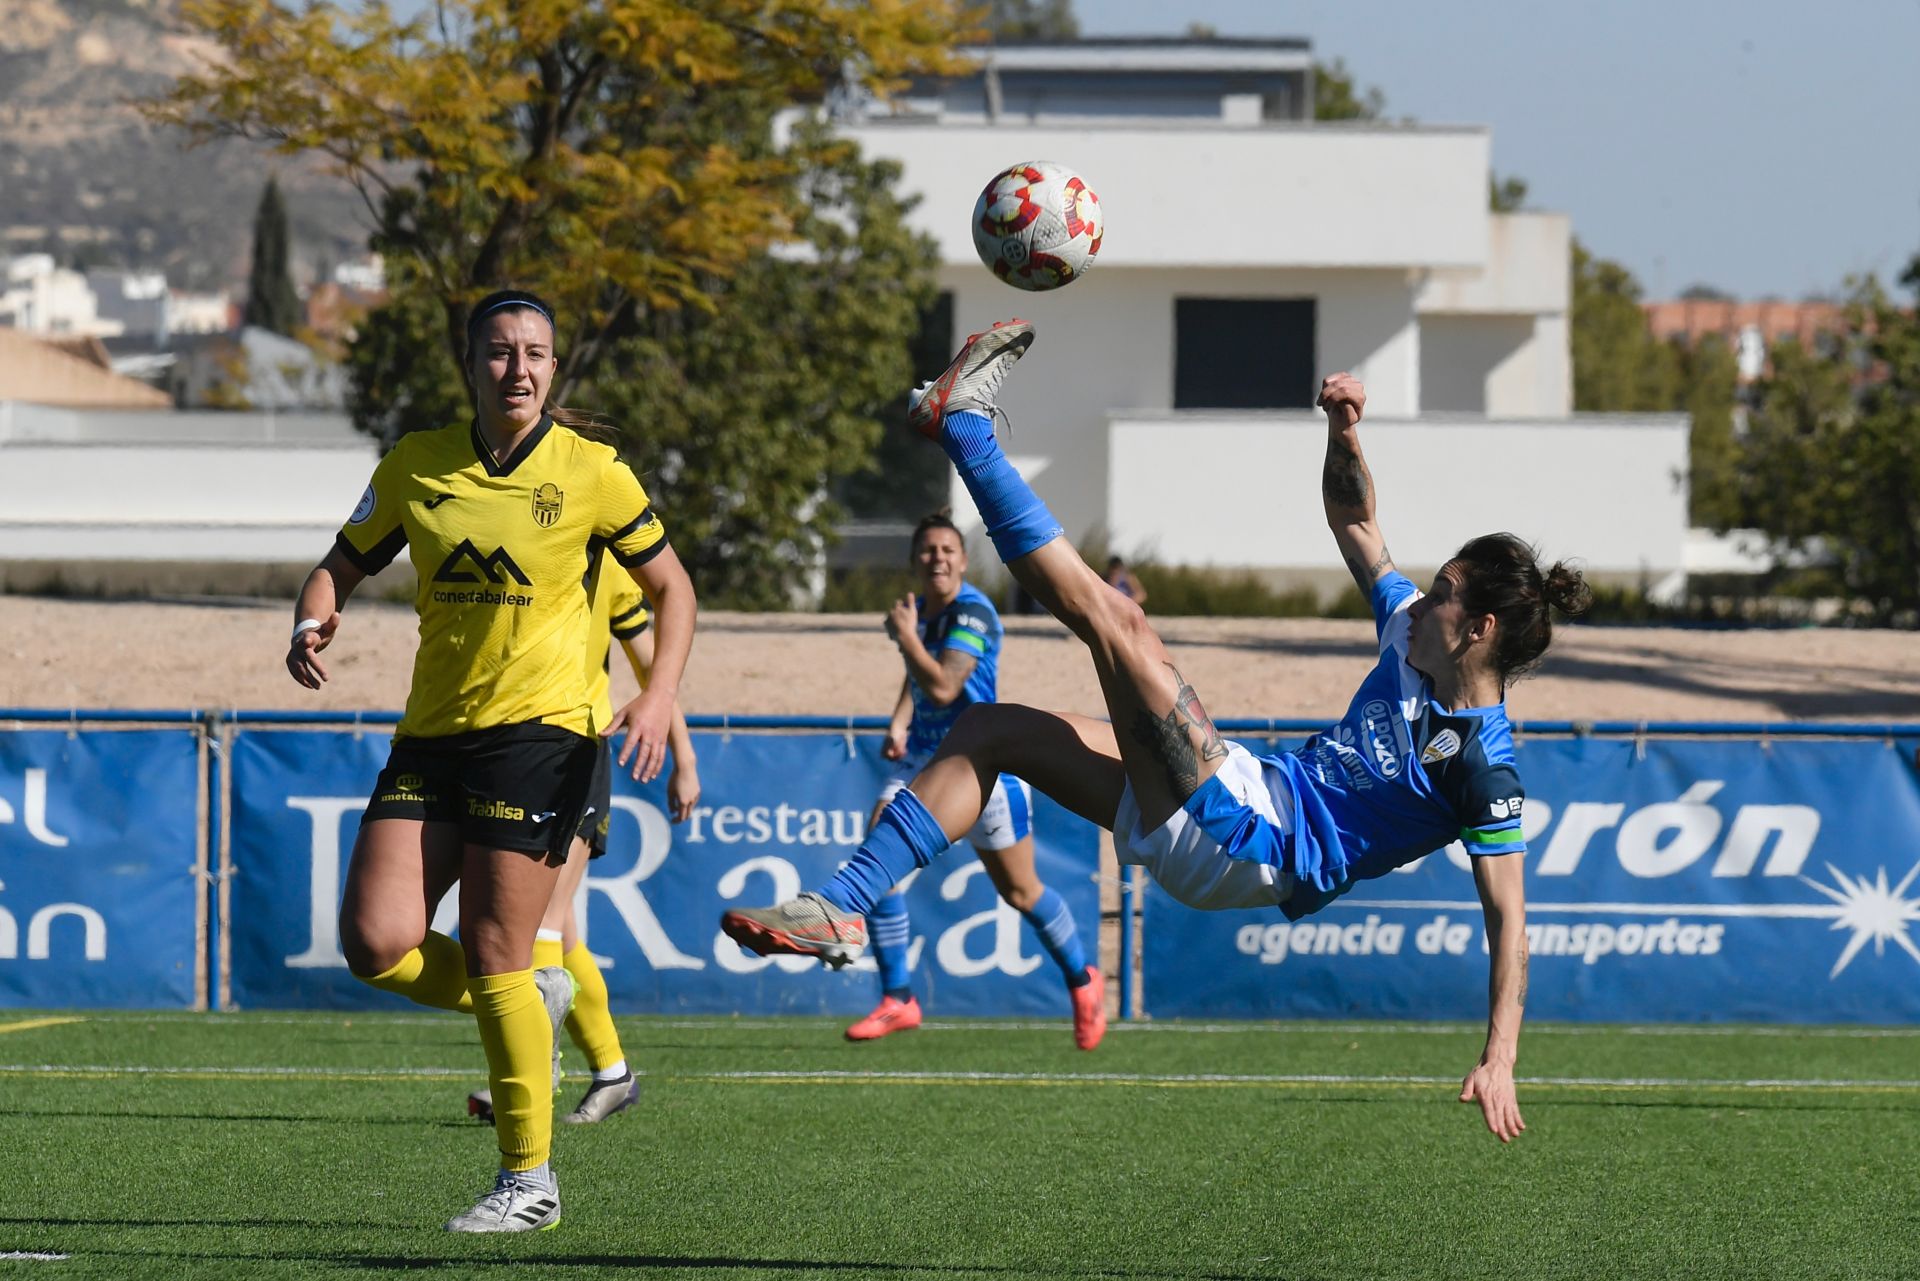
1643, 298, 1845, 383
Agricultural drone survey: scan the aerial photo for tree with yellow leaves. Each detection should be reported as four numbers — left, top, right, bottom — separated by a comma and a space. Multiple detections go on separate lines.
151, 0, 967, 385
150, 0, 975, 603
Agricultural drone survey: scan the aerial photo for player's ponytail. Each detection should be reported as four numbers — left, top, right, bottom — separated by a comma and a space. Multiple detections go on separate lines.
548, 404, 619, 446
1454, 533, 1590, 683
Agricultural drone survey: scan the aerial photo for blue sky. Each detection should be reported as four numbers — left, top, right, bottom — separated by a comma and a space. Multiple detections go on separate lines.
1076, 0, 1920, 300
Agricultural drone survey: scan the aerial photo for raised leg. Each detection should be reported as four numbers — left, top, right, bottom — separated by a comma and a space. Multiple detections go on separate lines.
919, 321, 1229, 830
340, 818, 468, 1009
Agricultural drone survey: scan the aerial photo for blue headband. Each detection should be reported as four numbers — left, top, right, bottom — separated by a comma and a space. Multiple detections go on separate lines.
472, 298, 554, 328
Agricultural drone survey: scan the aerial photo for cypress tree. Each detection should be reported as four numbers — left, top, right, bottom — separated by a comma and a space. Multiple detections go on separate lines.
243, 176, 302, 336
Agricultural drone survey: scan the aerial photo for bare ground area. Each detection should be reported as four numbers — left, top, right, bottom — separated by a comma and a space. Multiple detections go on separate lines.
2, 596, 1916, 723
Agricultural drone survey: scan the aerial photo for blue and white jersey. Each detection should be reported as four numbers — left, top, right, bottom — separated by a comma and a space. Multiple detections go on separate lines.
903, 582, 1004, 764
1257, 571, 1529, 919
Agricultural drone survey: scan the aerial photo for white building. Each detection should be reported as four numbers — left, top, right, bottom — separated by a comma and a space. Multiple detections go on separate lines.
835, 38, 1687, 595
0, 402, 377, 595
0, 255, 122, 338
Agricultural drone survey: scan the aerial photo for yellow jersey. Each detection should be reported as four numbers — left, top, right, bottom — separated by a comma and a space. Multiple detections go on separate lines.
586, 547, 653, 731
336, 416, 667, 738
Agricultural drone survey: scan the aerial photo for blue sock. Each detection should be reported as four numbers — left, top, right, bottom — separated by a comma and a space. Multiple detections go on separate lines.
818, 789, 952, 916
867, 892, 914, 1000
1020, 887, 1091, 988
940, 411, 1063, 564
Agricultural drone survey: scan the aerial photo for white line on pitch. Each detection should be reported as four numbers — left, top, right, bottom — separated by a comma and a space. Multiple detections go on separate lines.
49, 1013, 1920, 1039
1, 1062, 1915, 1091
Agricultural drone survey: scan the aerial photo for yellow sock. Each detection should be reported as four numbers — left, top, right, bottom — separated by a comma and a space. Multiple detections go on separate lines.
532, 935, 565, 970
470, 970, 552, 1173
562, 942, 625, 1073
360, 931, 472, 1012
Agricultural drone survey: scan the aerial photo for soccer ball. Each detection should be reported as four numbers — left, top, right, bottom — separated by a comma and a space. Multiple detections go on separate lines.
970, 161, 1103, 292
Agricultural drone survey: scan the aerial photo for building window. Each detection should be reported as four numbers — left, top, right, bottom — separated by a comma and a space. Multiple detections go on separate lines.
1174, 298, 1317, 410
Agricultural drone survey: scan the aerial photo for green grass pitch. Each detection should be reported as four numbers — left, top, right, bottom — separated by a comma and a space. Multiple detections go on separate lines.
1, 1010, 1916, 1280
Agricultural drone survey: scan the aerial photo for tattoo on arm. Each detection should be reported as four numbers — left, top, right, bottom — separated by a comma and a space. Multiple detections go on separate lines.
1128, 665, 1230, 799
1343, 546, 1396, 588
1322, 437, 1370, 510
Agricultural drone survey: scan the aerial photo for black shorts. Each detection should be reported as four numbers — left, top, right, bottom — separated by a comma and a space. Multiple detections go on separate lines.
578, 737, 613, 858
364, 723, 598, 860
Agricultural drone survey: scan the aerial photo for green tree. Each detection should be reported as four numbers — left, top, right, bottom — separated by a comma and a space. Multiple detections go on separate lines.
1489, 173, 1527, 212
151, 0, 964, 388
587, 126, 939, 607
154, 0, 964, 600
1675, 334, 1742, 528
1570, 240, 1680, 412
1313, 58, 1384, 121
1742, 275, 1920, 623
242, 176, 302, 336
988, 0, 1077, 39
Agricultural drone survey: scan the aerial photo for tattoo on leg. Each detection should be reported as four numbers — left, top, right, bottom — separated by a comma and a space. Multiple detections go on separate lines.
1516, 944, 1529, 1009
1127, 665, 1229, 798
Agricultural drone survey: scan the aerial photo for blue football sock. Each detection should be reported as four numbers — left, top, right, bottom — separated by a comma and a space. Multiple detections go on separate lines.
867, 892, 914, 1000
939, 410, 1063, 564
1020, 887, 1091, 988
818, 789, 952, 916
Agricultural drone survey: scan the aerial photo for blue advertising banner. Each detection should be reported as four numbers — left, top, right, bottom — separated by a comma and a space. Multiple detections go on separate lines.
226, 729, 1101, 1016
1143, 736, 1920, 1023
0, 729, 201, 1008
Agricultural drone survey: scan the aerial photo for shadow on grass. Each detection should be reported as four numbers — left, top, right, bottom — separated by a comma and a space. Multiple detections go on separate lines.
1540, 1096, 1920, 1114
0, 1109, 478, 1127
0, 1235, 1283, 1280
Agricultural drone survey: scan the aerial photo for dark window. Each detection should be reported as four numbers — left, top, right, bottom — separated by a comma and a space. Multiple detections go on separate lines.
1174, 298, 1316, 410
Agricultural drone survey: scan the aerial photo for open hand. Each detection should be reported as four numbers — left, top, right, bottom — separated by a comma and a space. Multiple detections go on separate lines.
605, 688, 672, 782
1459, 1056, 1526, 1143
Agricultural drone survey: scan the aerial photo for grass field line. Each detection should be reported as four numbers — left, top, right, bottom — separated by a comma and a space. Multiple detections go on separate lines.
3, 1061, 1917, 1093
0, 1017, 84, 1035
40, 1012, 1920, 1039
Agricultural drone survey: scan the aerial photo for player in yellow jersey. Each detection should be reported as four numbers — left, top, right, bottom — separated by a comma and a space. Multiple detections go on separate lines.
286, 289, 696, 1233
467, 549, 699, 1125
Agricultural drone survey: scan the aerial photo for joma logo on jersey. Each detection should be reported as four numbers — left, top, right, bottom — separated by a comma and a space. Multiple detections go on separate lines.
531, 484, 563, 528
467, 798, 525, 821
434, 540, 532, 586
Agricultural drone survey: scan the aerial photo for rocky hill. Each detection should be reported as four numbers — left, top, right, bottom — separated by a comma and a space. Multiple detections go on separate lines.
0, 0, 368, 289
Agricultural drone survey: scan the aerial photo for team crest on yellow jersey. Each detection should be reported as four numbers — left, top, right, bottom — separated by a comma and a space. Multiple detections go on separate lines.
531, 483, 563, 527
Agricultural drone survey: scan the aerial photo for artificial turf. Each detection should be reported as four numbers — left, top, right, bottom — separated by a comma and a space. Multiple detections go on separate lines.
0, 1011, 1915, 1280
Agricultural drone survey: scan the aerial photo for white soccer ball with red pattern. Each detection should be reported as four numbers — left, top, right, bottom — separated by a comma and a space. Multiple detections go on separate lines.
970, 160, 1103, 292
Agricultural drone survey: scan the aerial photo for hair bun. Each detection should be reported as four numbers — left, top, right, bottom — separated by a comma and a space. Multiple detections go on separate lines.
1544, 561, 1592, 617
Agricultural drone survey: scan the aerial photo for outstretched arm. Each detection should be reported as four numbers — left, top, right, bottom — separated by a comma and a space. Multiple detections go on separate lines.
1318, 373, 1395, 598
1461, 852, 1528, 1143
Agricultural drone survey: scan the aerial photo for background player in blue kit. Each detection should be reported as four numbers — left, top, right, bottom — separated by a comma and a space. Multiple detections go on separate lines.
725, 320, 1589, 1141
846, 512, 1104, 1049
